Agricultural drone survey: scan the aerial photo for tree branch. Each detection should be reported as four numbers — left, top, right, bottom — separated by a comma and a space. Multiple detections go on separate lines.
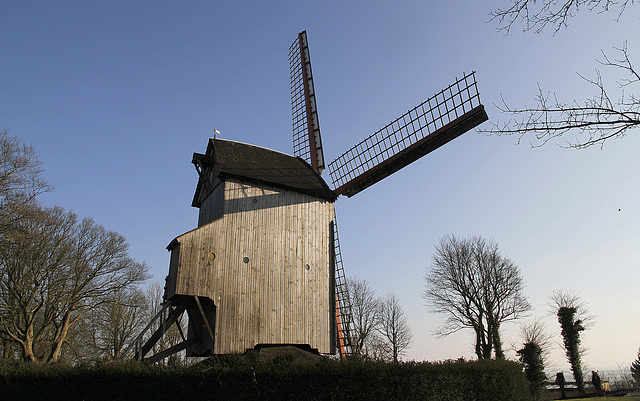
489, 0, 633, 35
480, 44, 640, 149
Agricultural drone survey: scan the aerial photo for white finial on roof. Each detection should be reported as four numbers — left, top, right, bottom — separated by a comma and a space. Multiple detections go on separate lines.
214, 129, 221, 138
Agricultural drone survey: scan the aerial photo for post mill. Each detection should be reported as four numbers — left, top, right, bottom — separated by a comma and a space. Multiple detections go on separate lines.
124, 31, 488, 363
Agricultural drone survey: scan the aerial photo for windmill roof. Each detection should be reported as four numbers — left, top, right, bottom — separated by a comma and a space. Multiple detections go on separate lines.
192, 138, 337, 205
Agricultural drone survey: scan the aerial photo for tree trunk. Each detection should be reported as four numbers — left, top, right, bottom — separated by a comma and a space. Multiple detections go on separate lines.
20, 329, 37, 363
482, 320, 493, 359
474, 327, 483, 359
48, 312, 72, 363
482, 342, 492, 359
16, 316, 38, 363
492, 319, 504, 360
392, 339, 399, 363
558, 307, 585, 395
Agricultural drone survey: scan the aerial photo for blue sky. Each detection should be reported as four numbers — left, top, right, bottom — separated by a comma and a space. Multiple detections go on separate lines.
2, 1, 639, 371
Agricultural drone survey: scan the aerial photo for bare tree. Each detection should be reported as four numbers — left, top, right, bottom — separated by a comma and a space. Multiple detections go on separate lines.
376, 293, 412, 362
86, 288, 148, 360
423, 235, 531, 360
550, 289, 591, 395
346, 276, 380, 357
364, 332, 391, 361
0, 206, 76, 362
144, 282, 187, 366
0, 204, 149, 362
1, 333, 17, 359
482, 1, 639, 149
58, 288, 148, 363
0, 130, 54, 361
45, 217, 149, 363
0, 128, 53, 240
519, 319, 553, 360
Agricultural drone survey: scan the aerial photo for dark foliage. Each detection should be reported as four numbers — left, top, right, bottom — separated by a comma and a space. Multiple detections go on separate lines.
631, 348, 640, 383
557, 306, 585, 395
0, 357, 532, 401
517, 342, 547, 399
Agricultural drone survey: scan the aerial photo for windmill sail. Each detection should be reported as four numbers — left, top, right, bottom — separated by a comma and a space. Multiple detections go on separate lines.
290, 31, 325, 174
328, 72, 488, 197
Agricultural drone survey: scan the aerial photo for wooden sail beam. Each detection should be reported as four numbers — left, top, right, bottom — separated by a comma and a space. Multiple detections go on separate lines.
328, 72, 488, 198
335, 105, 487, 197
290, 31, 325, 174
298, 31, 324, 174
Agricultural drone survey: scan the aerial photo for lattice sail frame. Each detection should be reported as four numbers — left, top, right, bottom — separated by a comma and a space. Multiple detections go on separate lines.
328, 71, 488, 197
290, 31, 325, 174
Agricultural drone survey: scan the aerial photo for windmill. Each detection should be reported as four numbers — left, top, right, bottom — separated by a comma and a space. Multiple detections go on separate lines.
123, 31, 488, 363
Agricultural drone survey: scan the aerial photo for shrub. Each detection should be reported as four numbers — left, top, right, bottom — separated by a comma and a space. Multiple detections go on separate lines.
517, 342, 547, 399
632, 348, 640, 384
0, 357, 531, 401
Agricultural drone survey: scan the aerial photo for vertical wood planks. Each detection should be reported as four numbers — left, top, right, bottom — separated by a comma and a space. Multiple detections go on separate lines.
170, 178, 334, 354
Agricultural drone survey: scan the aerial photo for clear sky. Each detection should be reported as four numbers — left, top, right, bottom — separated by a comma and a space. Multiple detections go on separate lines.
2, 1, 639, 373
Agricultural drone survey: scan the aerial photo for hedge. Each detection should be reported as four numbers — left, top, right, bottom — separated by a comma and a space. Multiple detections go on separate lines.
0, 357, 531, 401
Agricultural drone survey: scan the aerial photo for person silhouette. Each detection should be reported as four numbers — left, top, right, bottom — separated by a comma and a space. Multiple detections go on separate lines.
592, 370, 604, 397
556, 372, 567, 399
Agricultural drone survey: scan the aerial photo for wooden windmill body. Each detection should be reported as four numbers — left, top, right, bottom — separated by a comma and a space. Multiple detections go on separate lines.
165, 139, 338, 355
125, 31, 487, 362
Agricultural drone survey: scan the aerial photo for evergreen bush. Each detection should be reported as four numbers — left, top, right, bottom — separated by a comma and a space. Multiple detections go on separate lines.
517, 342, 547, 399
632, 348, 640, 384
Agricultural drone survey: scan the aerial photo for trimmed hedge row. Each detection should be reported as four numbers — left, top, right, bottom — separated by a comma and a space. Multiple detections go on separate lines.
0, 357, 531, 401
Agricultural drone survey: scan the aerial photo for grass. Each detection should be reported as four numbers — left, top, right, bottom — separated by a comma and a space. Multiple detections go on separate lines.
570, 398, 640, 401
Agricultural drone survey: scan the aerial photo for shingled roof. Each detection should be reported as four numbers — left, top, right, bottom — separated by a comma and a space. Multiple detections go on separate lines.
192, 138, 337, 205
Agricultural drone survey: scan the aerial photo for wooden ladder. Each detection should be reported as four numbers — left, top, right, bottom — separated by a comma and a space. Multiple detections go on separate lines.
333, 216, 354, 358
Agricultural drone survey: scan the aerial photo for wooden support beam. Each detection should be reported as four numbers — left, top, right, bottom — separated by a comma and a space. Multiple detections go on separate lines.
121, 300, 175, 360
145, 337, 200, 364
137, 301, 189, 359
194, 296, 215, 343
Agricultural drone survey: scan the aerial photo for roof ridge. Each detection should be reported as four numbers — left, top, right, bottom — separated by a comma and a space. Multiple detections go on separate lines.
212, 137, 298, 160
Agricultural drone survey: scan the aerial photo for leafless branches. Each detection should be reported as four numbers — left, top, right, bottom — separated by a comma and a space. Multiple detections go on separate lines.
486, 1, 638, 148
549, 289, 594, 328
489, 0, 633, 35
521, 319, 550, 344
347, 276, 412, 361
0, 128, 54, 239
346, 277, 381, 355
82, 288, 148, 360
0, 206, 75, 362
481, 44, 640, 149
0, 204, 149, 362
519, 319, 553, 360
376, 293, 413, 363
0, 130, 150, 362
423, 235, 531, 360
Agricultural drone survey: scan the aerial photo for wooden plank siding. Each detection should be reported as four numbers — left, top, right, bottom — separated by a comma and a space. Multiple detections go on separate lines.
167, 178, 334, 354
197, 180, 224, 226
